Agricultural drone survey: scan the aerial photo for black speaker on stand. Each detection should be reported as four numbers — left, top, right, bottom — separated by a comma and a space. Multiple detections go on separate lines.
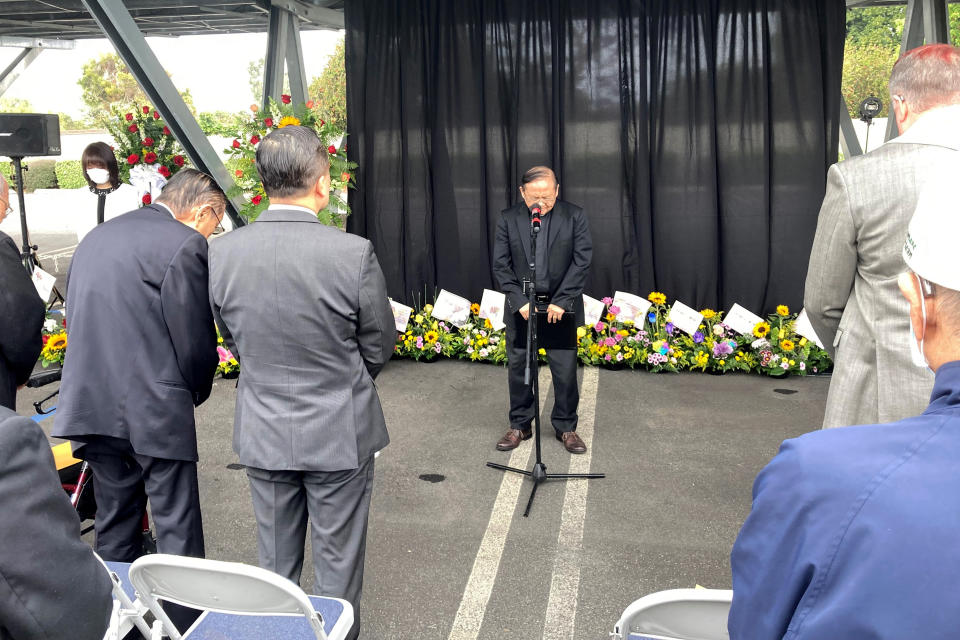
0, 113, 65, 306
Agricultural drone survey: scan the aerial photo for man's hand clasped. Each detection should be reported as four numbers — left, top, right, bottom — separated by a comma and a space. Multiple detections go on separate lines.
519, 303, 565, 323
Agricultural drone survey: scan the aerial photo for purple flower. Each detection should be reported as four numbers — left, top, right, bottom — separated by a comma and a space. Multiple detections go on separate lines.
712, 341, 734, 357
693, 331, 704, 344
665, 322, 675, 335
609, 305, 621, 316
602, 296, 613, 305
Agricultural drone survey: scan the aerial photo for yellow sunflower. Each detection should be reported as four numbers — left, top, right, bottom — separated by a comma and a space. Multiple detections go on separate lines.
753, 321, 771, 338
647, 291, 667, 305
780, 339, 795, 351
470, 303, 481, 315
45, 333, 67, 351
424, 330, 439, 343
776, 305, 790, 317
700, 309, 716, 319
277, 116, 301, 128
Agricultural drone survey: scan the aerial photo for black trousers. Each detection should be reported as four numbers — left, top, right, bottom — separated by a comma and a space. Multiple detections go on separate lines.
505, 319, 579, 434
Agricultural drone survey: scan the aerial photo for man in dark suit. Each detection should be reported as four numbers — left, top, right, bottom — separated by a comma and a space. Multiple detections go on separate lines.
0, 174, 45, 411
209, 126, 393, 640
53, 169, 222, 564
492, 166, 593, 453
0, 406, 112, 640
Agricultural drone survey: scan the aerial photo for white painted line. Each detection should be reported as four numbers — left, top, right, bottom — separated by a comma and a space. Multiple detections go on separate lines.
541, 366, 599, 640
447, 368, 552, 640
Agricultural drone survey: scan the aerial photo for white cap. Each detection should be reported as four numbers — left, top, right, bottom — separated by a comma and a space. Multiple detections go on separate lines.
903, 160, 960, 290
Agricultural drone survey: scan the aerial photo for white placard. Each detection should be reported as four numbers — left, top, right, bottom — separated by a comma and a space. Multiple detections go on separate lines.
723, 303, 765, 336
667, 300, 704, 336
431, 289, 472, 328
479, 289, 506, 331
389, 299, 413, 333
583, 294, 605, 327
612, 291, 652, 324
794, 309, 825, 349
30, 266, 56, 302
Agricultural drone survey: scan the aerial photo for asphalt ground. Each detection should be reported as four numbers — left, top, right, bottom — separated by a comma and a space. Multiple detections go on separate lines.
17, 358, 829, 640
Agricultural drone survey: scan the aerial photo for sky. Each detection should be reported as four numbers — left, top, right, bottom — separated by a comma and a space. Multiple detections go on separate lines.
0, 29, 344, 118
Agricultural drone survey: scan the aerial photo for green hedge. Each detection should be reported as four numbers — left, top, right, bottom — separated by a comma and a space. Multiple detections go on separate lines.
21, 159, 57, 192
54, 160, 86, 189
0, 162, 12, 186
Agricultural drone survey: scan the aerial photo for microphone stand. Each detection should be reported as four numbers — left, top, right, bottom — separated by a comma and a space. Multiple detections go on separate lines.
486, 206, 604, 517
13, 156, 64, 307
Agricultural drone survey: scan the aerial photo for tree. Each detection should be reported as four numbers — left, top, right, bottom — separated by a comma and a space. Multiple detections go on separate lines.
842, 44, 900, 118
57, 113, 92, 131
248, 58, 263, 103
307, 38, 346, 130
196, 110, 244, 136
78, 53, 195, 125
0, 97, 32, 113
846, 7, 904, 49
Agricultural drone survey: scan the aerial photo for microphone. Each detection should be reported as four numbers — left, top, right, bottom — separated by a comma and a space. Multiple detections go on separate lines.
530, 204, 542, 233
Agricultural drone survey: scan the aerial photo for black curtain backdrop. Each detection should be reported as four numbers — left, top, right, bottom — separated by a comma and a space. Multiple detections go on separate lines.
345, 0, 844, 313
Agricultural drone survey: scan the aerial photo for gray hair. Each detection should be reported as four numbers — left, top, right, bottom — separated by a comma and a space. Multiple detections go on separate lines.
889, 44, 960, 113
521, 166, 557, 187
255, 125, 330, 199
157, 168, 227, 218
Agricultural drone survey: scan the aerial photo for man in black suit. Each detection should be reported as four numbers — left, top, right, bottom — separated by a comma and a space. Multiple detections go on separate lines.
492, 166, 593, 453
53, 169, 222, 564
0, 174, 45, 411
0, 406, 112, 640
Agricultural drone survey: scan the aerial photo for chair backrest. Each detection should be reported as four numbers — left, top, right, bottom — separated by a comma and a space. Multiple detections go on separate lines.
128, 554, 326, 640
612, 588, 733, 640
93, 553, 152, 640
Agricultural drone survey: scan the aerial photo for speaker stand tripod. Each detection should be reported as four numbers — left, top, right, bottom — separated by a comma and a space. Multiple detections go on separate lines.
12, 156, 64, 308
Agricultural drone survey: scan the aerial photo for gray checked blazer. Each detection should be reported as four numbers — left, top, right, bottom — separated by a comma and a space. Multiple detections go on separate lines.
208, 208, 394, 471
804, 107, 960, 428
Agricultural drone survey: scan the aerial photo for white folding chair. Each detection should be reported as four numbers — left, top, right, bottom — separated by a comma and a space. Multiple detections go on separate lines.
128, 554, 340, 640
611, 588, 733, 640
93, 553, 152, 640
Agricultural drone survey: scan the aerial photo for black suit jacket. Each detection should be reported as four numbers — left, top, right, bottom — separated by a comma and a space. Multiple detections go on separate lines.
0, 232, 44, 410
52, 205, 217, 461
492, 200, 592, 326
0, 407, 112, 640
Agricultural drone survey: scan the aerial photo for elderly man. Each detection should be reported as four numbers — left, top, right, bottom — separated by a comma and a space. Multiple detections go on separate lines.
209, 126, 393, 640
730, 167, 960, 638
804, 43, 960, 428
53, 169, 222, 564
492, 166, 592, 453
0, 174, 45, 411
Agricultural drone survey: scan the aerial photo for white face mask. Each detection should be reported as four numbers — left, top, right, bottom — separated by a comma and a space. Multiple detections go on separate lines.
86, 168, 110, 185
909, 273, 930, 368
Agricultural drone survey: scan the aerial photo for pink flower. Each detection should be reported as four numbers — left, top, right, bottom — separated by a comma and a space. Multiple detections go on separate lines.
604, 337, 617, 347
604, 354, 612, 361
217, 346, 233, 363
601, 297, 613, 305
608, 305, 620, 316
594, 321, 605, 332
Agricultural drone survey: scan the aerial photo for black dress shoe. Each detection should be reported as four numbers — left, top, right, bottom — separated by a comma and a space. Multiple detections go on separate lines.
496, 428, 532, 451
556, 430, 587, 454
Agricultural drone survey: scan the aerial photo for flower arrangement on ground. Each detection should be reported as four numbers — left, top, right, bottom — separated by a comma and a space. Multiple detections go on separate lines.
394, 304, 461, 361
225, 96, 357, 226
40, 331, 67, 367
106, 105, 187, 204
461, 304, 507, 364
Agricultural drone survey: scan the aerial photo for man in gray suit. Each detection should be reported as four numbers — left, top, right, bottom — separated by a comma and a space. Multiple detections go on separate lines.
804, 43, 960, 428
209, 126, 393, 639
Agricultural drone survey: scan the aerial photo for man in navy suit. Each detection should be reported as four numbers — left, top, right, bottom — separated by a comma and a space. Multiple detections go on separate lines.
0, 174, 45, 411
54, 169, 222, 564
492, 166, 593, 454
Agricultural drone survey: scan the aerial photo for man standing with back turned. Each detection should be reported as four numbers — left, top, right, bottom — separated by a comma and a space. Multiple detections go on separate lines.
209, 126, 394, 640
492, 166, 592, 454
804, 44, 960, 428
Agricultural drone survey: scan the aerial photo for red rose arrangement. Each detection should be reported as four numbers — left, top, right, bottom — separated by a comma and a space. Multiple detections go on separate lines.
107, 104, 189, 204
226, 97, 356, 226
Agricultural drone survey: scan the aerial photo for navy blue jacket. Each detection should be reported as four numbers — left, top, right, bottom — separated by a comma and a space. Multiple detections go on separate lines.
53, 205, 217, 461
729, 360, 960, 639
0, 231, 44, 410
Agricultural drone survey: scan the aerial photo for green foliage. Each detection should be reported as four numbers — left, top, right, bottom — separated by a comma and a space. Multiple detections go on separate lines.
0, 162, 13, 186
307, 38, 347, 130
248, 58, 264, 103
78, 53, 195, 126
0, 97, 33, 113
846, 7, 904, 49
21, 160, 57, 192
56, 113, 92, 131
197, 111, 245, 136
54, 161, 86, 189
842, 44, 899, 117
